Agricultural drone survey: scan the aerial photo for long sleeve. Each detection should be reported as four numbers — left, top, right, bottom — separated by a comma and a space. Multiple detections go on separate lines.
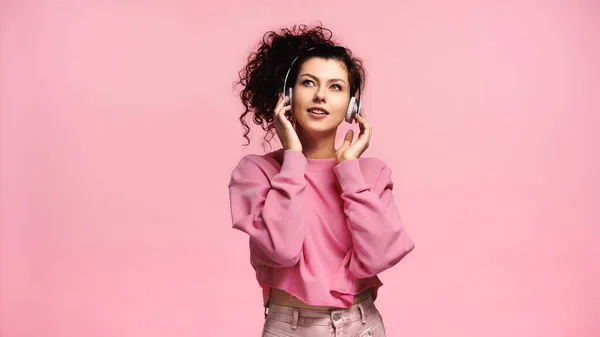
334, 159, 415, 279
228, 150, 307, 268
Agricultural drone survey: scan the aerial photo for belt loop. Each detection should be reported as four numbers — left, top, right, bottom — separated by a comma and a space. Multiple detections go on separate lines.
291, 308, 300, 330
358, 303, 366, 324
264, 306, 268, 319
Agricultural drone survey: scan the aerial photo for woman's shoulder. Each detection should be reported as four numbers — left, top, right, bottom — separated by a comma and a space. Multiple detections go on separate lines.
351, 156, 396, 192
230, 148, 285, 175
357, 155, 390, 172
236, 148, 284, 166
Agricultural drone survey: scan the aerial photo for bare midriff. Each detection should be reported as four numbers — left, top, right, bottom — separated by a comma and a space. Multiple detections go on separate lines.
268, 287, 373, 310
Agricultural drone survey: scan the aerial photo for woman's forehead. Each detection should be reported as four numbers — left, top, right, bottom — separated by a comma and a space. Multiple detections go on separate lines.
298, 57, 348, 81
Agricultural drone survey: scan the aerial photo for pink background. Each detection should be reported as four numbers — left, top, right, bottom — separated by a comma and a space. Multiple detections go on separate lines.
1, 1, 599, 336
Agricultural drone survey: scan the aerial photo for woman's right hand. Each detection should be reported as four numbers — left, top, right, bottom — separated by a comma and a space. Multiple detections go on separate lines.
274, 93, 302, 152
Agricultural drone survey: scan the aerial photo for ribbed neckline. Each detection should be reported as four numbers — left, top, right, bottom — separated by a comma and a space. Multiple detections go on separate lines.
306, 156, 338, 172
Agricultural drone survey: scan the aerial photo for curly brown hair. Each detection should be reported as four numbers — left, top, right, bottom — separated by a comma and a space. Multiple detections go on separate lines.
234, 22, 366, 149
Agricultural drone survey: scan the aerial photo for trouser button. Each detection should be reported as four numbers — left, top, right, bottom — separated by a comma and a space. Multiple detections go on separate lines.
332, 314, 340, 321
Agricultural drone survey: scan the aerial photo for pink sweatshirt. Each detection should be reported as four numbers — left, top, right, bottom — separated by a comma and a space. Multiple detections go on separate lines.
228, 148, 415, 308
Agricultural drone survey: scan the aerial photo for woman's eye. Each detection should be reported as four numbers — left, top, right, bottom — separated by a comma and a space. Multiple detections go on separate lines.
302, 80, 314, 86
331, 84, 342, 90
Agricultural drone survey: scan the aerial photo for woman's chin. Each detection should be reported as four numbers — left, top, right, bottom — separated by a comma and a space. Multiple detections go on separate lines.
296, 118, 332, 130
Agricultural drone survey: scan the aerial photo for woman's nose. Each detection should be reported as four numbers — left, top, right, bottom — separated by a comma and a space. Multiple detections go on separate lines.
313, 88, 326, 103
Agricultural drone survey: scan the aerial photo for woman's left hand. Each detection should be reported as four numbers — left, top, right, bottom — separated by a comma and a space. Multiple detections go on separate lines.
335, 109, 372, 163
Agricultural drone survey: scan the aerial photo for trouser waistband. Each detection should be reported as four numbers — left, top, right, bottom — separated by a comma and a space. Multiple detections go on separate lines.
264, 297, 377, 330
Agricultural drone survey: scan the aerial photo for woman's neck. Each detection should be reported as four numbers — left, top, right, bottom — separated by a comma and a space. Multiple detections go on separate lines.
297, 128, 337, 159
302, 146, 336, 159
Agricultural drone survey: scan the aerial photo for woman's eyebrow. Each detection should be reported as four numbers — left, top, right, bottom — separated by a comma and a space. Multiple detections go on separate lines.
299, 73, 347, 84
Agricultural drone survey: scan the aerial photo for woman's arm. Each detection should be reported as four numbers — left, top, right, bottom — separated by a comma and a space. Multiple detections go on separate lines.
334, 159, 415, 278
228, 150, 307, 267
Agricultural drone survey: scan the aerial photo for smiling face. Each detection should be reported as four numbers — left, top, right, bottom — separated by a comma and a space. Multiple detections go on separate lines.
291, 57, 352, 134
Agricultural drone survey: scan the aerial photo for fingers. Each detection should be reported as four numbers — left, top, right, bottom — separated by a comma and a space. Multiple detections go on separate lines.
354, 109, 370, 131
278, 106, 292, 124
273, 97, 292, 125
274, 93, 290, 117
343, 129, 354, 146
274, 94, 292, 129
359, 110, 367, 129
354, 108, 367, 122
354, 109, 372, 143
275, 108, 291, 130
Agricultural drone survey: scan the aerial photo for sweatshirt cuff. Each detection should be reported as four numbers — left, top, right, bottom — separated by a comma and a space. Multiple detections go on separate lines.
333, 159, 368, 192
280, 150, 308, 179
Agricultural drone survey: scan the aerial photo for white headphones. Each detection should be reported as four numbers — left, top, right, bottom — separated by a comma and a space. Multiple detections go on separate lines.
282, 47, 362, 123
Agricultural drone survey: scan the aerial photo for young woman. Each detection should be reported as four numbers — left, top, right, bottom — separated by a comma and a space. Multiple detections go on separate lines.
228, 23, 415, 337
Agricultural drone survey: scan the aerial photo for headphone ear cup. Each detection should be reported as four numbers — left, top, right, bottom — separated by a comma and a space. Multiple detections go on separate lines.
288, 87, 293, 107
345, 97, 358, 123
